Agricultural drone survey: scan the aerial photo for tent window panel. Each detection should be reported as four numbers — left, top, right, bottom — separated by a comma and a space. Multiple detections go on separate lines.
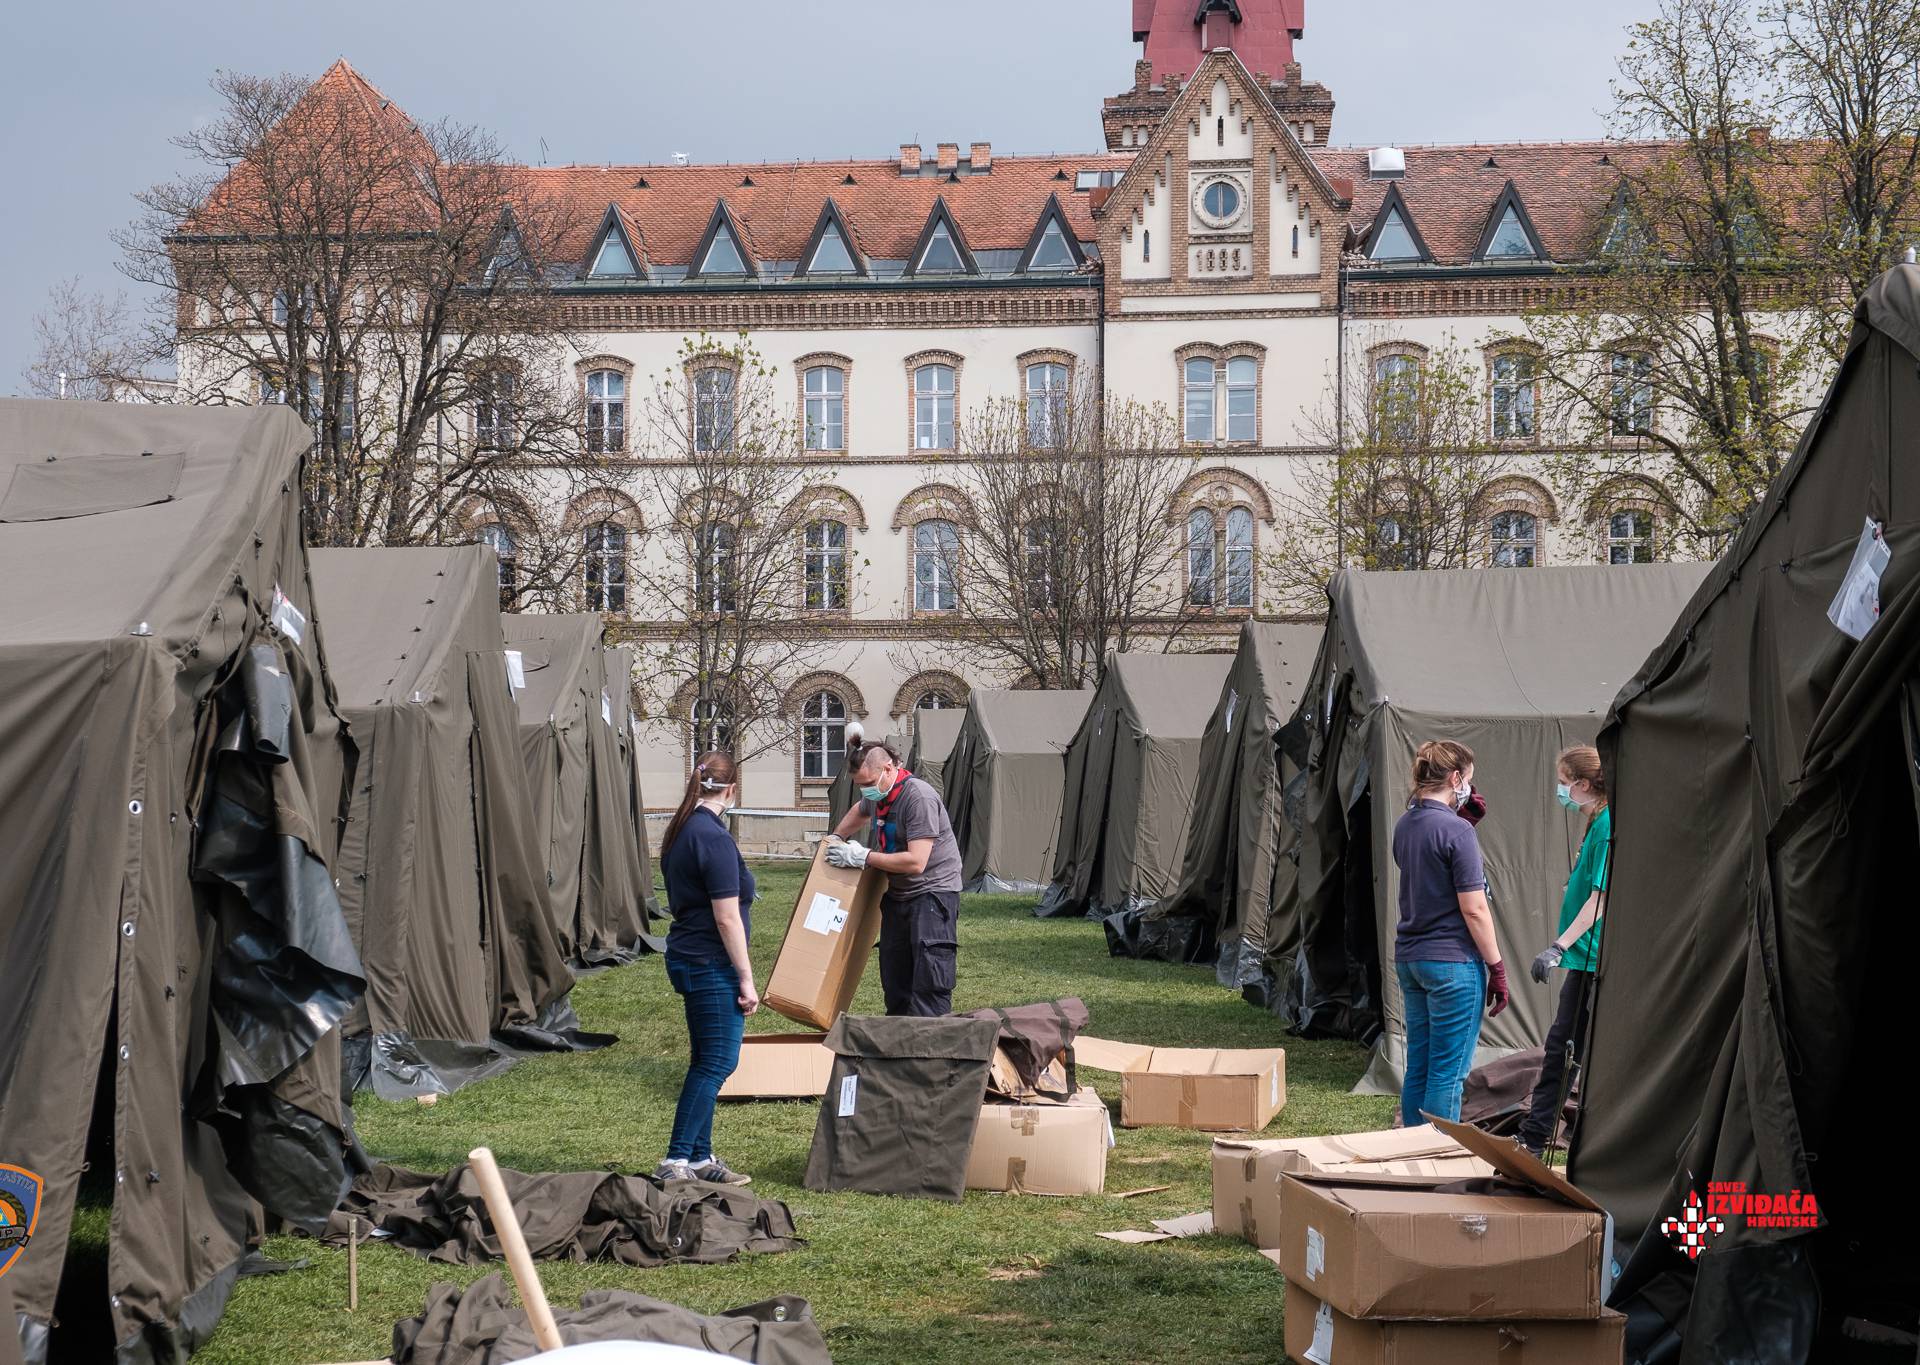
914, 364, 955, 450
584, 522, 626, 612
804, 366, 844, 451
1491, 510, 1537, 568
914, 519, 959, 612
585, 369, 625, 453
801, 690, 848, 780
804, 518, 849, 611
1608, 509, 1655, 564
1186, 507, 1216, 607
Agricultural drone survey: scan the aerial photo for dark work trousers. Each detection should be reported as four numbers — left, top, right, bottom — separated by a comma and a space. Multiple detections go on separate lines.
1519, 968, 1593, 1153
877, 890, 960, 1016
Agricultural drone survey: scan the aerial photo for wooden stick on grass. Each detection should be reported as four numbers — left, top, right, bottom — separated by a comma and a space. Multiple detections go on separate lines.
467, 1146, 563, 1354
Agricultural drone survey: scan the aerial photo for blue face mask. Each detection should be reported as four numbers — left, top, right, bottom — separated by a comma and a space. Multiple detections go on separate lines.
1556, 782, 1582, 811
860, 782, 890, 803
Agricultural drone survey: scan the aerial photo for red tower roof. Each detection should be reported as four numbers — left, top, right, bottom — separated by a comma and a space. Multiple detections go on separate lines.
1135, 0, 1304, 82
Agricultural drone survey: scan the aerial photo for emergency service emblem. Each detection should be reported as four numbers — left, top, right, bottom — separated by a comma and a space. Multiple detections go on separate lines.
0, 1163, 43, 1278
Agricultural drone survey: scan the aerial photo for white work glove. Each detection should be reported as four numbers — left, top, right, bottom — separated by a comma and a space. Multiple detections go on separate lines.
826, 840, 869, 869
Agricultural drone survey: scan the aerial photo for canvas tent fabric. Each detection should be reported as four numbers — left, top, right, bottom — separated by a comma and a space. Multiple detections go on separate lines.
1571, 267, 1920, 1357
1145, 621, 1324, 973
0, 400, 365, 1364
603, 645, 661, 924
311, 547, 585, 1098
905, 706, 966, 799
501, 615, 653, 967
942, 688, 1092, 893
1038, 652, 1235, 920
1262, 564, 1708, 1097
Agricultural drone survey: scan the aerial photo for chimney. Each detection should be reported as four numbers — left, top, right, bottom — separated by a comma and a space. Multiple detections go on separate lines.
899, 143, 922, 174
1134, 58, 1154, 93
1284, 61, 1302, 89
968, 141, 992, 173
935, 142, 959, 172
1202, 7, 1234, 50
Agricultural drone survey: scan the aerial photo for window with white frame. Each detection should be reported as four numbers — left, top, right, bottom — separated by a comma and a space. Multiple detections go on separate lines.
1609, 352, 1653, 436
691, 698, 732, 757
1023, 519, 1059, 610
1026, 362, 1068, 447
1490, 510, 1537, 567
584, 522, 626, 612
914, 364, 955, 450
694, 366, 735, 452
1186, 505, 1256, 608
1183, 355, 1258, 444
475, 369, 518, 449
913, 519, 959, 612
800, 690, 848, 780
1224, 506, 1254, 606
1372, 513, 1421, 570
804, 366, 844, 451
1490, 353, 1535, 441
696, 521, 738, 613
585, 369, 625, 453
804, 519, 849, 611
1607, 509, 1655, 564
1186, 507, 1216, 607
477, 523, 518, 610
1374, 353, 1420, 444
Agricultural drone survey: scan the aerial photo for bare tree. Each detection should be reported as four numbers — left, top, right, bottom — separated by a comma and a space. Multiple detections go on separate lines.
20, 277, 140, 399
119, 65, 603, 548
1271, 338, 1517, 612
625, 336, 835, 766
915, 382, 1201, 690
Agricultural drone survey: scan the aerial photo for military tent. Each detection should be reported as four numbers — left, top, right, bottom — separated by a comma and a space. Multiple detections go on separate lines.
1037, 652, 1234, 921
603, 645, 660, 922
501, 615, 653, 967
1141, 621, 1322, 974
0, 400, 364, 1363
1570, 268, 1920, 1357
942, 689, 1093, 893
1267, 564, 1708, 1095
311, 547, 594, 1098
905, 707, 966, 799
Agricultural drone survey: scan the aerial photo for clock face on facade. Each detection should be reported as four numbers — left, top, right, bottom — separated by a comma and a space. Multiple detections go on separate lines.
1193, 176, 1246, 229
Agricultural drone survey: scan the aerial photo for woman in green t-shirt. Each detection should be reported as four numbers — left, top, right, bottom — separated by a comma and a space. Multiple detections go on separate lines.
1518, 744, 1610, 1158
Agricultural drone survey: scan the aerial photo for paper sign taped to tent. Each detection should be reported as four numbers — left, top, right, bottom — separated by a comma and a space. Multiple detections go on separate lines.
1828, 516, 1892, 640
837, 1074, 858, 1116
802, 892, 848, 935
504, 649, 525, 693
269, 584, 305, 644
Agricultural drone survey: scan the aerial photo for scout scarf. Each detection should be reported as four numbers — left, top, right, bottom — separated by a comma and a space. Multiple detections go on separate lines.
868, 767, 916, 853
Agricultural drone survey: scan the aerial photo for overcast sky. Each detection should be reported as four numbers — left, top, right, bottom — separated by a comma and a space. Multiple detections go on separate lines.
0, 1, 1649, 390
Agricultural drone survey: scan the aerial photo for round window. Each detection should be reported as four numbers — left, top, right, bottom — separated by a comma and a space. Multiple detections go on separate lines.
1201, 180, 1242, 222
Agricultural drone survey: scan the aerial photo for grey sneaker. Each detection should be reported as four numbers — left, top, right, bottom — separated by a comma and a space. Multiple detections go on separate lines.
691, 1155, 753, 1186
653, 1158, 694, 1182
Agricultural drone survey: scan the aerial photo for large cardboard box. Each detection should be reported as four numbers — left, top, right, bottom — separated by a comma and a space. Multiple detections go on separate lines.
1077, 1036, 1285, 1131
1282, 1282, 1625, 1363
718, 1032, 834, 1099
763, 840, 886, 1029
964, 1087, 1113, 1195
1213, 1125, 1494, 1247
1275, 1117, 1613, 1321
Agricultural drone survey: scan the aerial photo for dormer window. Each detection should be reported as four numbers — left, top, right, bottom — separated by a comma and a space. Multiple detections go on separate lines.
1475, 182, 1546, 262
907, 198, 976, 276
690, 200, 756, 278
797, 199, 865, 277
919, 221, 964, 272
582, 204, 642, 279
1484, 207, 1533, 257
1366, 185, 1430, 263
1030, 220, 1074, 269
1018, 194, 1085, 273
810, 222, 855, 272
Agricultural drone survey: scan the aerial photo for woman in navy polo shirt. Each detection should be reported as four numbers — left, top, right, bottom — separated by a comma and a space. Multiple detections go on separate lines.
655, 751, 757, 1186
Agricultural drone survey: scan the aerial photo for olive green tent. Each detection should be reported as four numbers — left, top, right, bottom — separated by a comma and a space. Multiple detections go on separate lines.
1571, 268, 1920, 1354
1038, 653, 1234, 921
0, 400, 363, 1363
603, 645, 660, 922
905, 708, 966, 799
311, 547, 589, 1098
1264, 565, 1709, 1101
943, 689, 1093, 894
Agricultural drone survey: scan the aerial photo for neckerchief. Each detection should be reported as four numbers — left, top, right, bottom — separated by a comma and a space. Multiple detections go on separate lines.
868, 767, 915, 853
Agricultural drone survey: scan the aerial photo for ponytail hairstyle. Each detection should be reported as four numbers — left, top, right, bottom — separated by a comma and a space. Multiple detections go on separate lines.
662, 750, 738, 857
1558, 743, 1608, 827
1409, 739, 1476, 798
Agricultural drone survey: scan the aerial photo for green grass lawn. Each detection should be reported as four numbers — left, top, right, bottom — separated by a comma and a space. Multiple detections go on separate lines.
194, 863, 1393, 1364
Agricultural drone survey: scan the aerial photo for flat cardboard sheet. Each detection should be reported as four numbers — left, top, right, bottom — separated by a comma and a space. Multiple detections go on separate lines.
719, 1032, 834, 1099
964, 1088, 1112, 1195
1282, 1282, 1627, 1364
764, 842, 885, 1029
1077, 1037, 1285, 1130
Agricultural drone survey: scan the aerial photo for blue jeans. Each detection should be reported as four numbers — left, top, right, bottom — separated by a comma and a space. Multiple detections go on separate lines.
1397, 958, 1485, 1129
665, 955, 744, 1162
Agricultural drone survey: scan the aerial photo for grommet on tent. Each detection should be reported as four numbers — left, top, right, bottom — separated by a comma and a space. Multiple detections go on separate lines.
119, 1045, 130, 1060
130, 621, 153, 636
129, 800, 143, 815
122, 921, 135, 937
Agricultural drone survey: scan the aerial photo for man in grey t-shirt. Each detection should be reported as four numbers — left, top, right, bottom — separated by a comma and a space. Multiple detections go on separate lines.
827, 740, 964, 1015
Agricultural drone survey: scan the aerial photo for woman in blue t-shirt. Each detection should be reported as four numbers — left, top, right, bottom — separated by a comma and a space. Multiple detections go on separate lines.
654, 751, 758, 1186
1519, 744, 1611, 1158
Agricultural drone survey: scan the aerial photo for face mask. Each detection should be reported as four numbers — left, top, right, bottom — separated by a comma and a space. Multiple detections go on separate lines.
1453, 782, 1471, 810
1556, 782, 1582, 811
860, 777, 891, 803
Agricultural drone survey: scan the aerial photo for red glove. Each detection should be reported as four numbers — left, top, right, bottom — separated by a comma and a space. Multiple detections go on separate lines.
1485, 960, 1510, 1016
1458, 790, 1488, 826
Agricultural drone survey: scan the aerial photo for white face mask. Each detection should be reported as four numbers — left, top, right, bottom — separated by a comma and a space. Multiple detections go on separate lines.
1452, 781, 1471, 809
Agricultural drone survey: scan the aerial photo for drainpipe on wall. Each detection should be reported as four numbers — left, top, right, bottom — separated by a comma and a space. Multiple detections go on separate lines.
1334, 256, 1348, 566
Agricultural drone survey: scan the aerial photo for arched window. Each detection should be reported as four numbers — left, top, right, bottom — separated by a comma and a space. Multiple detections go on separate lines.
475, 369, 518, 449
696, 522, 738, 613
803, 366, 844, 451
584, 522, 626, 612
914, 364, 955, 450
1026, 362, 1068, 448
1186, 507, 1216, 607
1490, 353, 1536, 440
916, 690, 956, 711
1490, 510, 1537, 567
1373, 514, 1417, 570
585, 369, 625, 453
800, 690, 848, 780
1187, 505, 1256, 609
1608, 509, 1655, 564
1224, 506, 1254, 607
691, 698, 732, 758
694, 366, 735, 451
477, 523, 518, 610
804, 519, 849, 611
914, 519, 959, 612
1023, 519, 1058, 610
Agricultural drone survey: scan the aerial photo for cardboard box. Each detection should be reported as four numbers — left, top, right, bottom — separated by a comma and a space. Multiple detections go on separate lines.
1275, 1117, 1613, 1321
964, 1087, 1113, 1195
1077, 1036, 1285, 1131
1213, 1125, 1494, 1247
718, 1032, 834, 1099
763, 840, 886, 1029
986, 1046, 1073, 1103
1282, 1282, 1625, 1363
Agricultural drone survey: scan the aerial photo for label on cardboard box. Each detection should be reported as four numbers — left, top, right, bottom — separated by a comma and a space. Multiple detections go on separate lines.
1305, 1300, 1333, 1365
1305, 1225, 1324, 1280
803, 891, 847, 935
764, 841, 886, 1029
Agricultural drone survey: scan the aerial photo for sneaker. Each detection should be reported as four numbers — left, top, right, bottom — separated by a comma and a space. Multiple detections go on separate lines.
653, 1158, 694, 1182
690, 1155, 753, 1186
